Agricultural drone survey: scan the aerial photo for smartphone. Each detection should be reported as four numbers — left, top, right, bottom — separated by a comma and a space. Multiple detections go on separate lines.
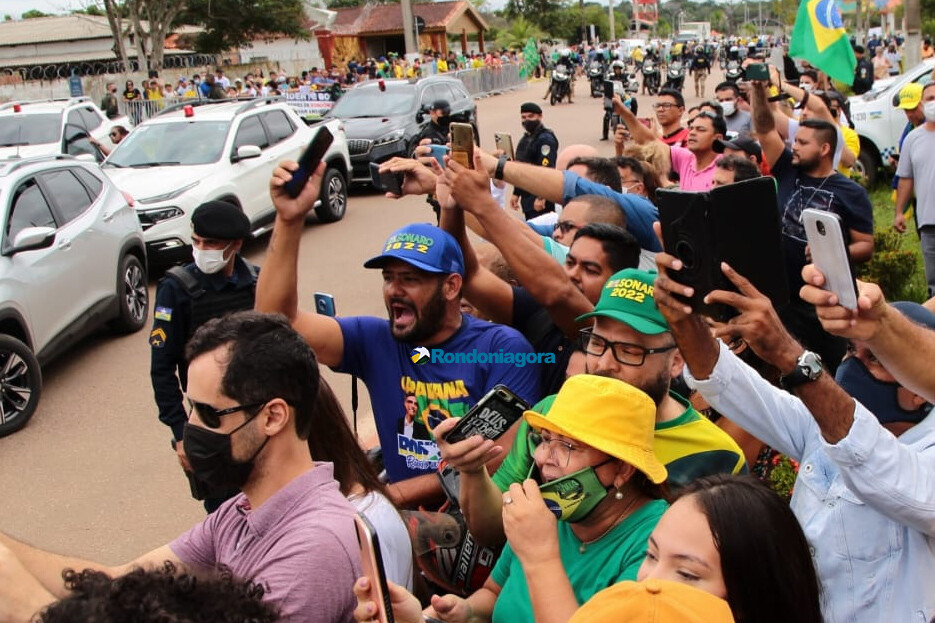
354, 514, 395, 623
284, 127, 333, 198
603, 79, 615, 99
443, 385, 529, 444
428, 144, 450, 168
369, 162, 404, 195
449, 122, 474, 169
314, 292, 336, 317
801, 209, 859, 310
745, 63, 769, 81
494, 132, 514, 160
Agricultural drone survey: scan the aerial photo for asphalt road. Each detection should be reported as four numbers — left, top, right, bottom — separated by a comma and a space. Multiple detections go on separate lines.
0, 67, 722, 564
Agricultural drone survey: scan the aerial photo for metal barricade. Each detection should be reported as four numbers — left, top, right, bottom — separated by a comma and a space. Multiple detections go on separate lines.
450, 64, 527, 98
123, 97, 200, 124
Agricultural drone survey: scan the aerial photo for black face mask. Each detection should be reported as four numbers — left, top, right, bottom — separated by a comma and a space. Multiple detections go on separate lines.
522, 120, 541, 134
183, 417, 268, 498
835, 357, 932, 427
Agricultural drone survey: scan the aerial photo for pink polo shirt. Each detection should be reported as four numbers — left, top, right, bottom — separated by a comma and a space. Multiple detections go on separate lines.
670, 146, 722, 192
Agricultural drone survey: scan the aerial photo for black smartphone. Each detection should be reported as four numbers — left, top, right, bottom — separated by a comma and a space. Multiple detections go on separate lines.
314, 292, 336, 317
284, 126, 333, 198
354, 514, 395, 623
603, 79, 615, 98
369, 162, 404, 194
443, 385, 528, 444
657, 177, 789, 320
745, 63, 769, 81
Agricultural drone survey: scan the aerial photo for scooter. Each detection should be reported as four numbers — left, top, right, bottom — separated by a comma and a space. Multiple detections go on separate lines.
641, 59, 660, 95
588, 61, 605, 98
725, 60, 743, 83
664, 60, 685, 92
550, 65, 572, 105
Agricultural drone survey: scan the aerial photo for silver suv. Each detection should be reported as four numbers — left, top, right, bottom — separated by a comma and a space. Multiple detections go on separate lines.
0, 156, 148, 436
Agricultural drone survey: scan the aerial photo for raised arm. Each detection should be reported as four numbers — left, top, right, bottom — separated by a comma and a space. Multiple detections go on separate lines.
613, 94, 664, 147
750, 80, 787, 168
256, 161, 344, 367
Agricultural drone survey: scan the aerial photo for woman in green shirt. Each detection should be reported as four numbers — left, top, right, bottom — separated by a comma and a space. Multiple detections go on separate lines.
353, 375, 668, 623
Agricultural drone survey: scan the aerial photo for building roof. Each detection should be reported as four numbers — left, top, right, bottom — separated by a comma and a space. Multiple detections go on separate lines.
0, 48, 196, 70
330, 1, 487, 37
0, 14, 202, 47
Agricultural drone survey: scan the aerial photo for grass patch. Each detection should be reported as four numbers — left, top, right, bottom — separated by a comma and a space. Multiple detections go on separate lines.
860, 184, 929, 302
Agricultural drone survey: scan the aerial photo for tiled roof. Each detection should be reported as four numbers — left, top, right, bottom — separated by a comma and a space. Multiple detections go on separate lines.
330, 1, 486, 36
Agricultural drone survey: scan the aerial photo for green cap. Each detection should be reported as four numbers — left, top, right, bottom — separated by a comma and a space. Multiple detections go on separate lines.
576, 269, 669, 335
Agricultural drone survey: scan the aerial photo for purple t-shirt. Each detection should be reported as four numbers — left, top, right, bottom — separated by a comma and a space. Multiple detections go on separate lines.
170, 464, 360, 622
670, 146, 721, 191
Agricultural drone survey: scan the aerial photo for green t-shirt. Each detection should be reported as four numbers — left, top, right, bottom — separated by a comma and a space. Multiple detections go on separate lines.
488, 498, 667, 623
492, 392, 747, 491
541, 235, 569, 264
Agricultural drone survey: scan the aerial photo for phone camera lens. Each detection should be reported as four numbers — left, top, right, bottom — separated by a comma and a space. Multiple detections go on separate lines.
675, 240, 696, 269
816, 221, 826, 236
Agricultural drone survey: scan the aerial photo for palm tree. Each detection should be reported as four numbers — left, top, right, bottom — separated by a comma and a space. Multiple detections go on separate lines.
496, 17, 545, 49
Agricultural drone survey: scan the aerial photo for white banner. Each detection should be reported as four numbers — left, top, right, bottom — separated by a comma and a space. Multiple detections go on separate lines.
283, 88, 336, 117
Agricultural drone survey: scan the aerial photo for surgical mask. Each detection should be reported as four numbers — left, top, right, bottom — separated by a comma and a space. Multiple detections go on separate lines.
835, 357, 932, 426
924, 101, 935, 123
802, 83, 813, 92
522, 120, 541, 134
183, 418, 268, 498
532, 460, 613, 523
193, 243, 232, 274
720, 100, 736, 116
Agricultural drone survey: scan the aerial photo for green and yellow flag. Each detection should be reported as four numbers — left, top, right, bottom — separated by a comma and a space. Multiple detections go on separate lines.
522, 38, 538, 79
789, 0, 856, 85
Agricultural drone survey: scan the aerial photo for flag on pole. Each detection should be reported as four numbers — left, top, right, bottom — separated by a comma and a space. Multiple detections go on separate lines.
789, 0, 857, 85
522, 37, 538, 79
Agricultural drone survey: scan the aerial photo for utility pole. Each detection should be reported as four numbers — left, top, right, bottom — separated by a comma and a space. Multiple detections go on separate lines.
609, 0, 616, 42
401, 0, 417, 56
580, 0, 586, 43
905, 0, 921, 67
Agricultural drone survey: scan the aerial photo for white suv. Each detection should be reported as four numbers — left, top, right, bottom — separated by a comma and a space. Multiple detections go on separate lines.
101, 97, 351, 266
848, 58, 935, 186
0, 155, 148, 436
0, 97, 131, 162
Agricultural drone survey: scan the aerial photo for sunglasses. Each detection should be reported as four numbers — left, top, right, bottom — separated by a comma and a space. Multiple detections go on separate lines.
187, 400, 266, 428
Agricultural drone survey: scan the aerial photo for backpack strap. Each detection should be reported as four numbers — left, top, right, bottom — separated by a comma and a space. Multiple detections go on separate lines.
165, 265, 205, 299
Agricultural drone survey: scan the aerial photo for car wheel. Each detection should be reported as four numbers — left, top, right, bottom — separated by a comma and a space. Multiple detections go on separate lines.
315, 167, 347, 223
853, 149, 878, 188
110, 254, 149, 334
0, 335, 42, 438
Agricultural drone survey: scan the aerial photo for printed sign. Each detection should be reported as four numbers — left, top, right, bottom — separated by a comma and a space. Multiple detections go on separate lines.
283, 90, 335, 117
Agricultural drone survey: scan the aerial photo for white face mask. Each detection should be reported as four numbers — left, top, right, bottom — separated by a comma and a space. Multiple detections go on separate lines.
802, 83, 814, 92
924, 100, 935, 123
720, 100, 736, 116
193, 243, 232, 274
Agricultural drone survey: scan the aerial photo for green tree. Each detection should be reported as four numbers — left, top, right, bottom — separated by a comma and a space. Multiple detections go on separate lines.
178, 0, 308, 54
71, 4, 106, 15
21, 9, 50, 18
496, 16, 545, 48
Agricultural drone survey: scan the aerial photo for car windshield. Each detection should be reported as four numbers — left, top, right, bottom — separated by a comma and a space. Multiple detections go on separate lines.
105, 120, 229, 167
329, 87, 416, 117
0, 113, 60, 146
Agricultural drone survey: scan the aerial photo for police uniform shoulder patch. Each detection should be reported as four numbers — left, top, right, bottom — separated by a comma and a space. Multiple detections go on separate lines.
542, 157, 550, 166
150, 327, 167, 349
540, 145, 551, 156
154, 306, 172, 321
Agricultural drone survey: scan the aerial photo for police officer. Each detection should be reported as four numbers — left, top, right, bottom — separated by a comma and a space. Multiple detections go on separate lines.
149, 200, 259, 512
512, 102, 559, 220
417, 99, 451, 145
690, 45, 712, 98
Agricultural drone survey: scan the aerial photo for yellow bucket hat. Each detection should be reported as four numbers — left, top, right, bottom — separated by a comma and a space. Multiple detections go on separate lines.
524, 375, 667, 484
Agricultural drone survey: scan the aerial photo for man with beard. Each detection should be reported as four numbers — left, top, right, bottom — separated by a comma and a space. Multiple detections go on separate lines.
750, 78, 874, 370
0, 312, 360, 623
256, 162, 541, 508
434, 268, 746, 545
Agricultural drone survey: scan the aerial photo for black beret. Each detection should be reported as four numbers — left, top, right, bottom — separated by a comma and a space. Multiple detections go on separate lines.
520, 102, 542, 115
431, 99, 451, 113
191, 201, 251, 240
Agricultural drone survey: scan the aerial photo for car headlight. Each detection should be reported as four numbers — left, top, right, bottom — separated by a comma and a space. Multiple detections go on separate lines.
374, 130, 405, 146
137, 206, 184, 229
137, 181, 200, 205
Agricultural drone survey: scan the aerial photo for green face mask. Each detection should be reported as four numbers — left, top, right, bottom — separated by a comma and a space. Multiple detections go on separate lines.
530, 460, 613, 523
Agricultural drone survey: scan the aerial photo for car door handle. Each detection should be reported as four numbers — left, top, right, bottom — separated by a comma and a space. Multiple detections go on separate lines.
102, 211, 117, 222
57, 239, 72, 251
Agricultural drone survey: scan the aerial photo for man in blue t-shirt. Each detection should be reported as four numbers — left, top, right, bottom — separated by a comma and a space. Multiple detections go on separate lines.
258, 163, 541, 508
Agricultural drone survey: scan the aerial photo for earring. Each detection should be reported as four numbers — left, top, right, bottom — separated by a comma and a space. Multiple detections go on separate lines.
614, 489, 624, 500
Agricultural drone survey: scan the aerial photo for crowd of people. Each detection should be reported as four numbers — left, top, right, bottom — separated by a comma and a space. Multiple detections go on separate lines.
3, 27, 935, 623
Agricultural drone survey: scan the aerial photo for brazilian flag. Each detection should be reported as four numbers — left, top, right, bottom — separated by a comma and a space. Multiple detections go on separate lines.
522, 38, 538, 79
789, 0, 856, 85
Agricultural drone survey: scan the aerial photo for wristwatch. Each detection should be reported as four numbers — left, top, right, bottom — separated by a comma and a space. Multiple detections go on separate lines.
494, 154, 509, 180
779, 351, 824, 390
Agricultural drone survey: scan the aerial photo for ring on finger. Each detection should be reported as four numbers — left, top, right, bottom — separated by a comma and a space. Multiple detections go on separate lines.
504, 496, 513, 505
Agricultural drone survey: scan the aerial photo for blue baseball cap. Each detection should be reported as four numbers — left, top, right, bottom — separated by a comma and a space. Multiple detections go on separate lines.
364, 223, 465, 276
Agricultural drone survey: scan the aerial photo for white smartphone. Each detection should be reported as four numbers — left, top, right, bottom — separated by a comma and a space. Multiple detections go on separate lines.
801, 208, 859, 310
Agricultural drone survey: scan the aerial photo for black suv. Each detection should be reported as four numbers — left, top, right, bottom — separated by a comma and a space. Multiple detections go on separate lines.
325, 76, 478, 183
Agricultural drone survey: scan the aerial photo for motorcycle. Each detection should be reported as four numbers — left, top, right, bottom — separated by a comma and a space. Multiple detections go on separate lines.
641, 59, 660, 95
550, 65, 572, 105
588, 61, 605, 98
725, 60, 743, 83
664, 60, 685, 92
601, 78, 640, 140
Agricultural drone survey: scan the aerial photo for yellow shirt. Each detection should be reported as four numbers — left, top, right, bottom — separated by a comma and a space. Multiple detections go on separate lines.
437, 58, 448, 72
393, 65, 403, 78
632, 48, 644, 63
146, 88, 163, 100
837, 126, 861, 177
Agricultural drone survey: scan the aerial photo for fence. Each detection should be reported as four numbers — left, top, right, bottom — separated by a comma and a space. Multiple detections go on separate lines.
451, 64, 527, 98
122, 97, 200, 124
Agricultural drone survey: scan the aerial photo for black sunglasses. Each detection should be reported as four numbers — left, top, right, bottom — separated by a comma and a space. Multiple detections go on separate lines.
187, 400, 266, 428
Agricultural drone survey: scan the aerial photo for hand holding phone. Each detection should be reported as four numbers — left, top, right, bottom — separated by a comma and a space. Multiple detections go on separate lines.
745, 63, 769, 81
443, 385, 528, 444
369, 162, 404, 195
494, 133, 514, 160
354, 514, 395, 623
801, 209, 859, 310
450, 122, 474, 169
284, 127, 333, 198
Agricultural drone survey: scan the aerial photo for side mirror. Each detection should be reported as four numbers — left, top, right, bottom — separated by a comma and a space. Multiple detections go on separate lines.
75, 153, 96, 162
10, 227, 56, 255
232, 145, 262, 162
416, 111, 425, 123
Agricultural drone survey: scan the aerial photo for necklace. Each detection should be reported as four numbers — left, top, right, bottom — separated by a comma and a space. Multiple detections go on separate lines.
577, 494, 639, 554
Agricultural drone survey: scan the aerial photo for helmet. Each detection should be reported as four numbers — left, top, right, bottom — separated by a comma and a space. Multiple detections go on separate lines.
612, 60, 625, 70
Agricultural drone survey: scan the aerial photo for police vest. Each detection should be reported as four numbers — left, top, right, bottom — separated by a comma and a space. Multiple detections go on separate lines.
166, 264, 258, 337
